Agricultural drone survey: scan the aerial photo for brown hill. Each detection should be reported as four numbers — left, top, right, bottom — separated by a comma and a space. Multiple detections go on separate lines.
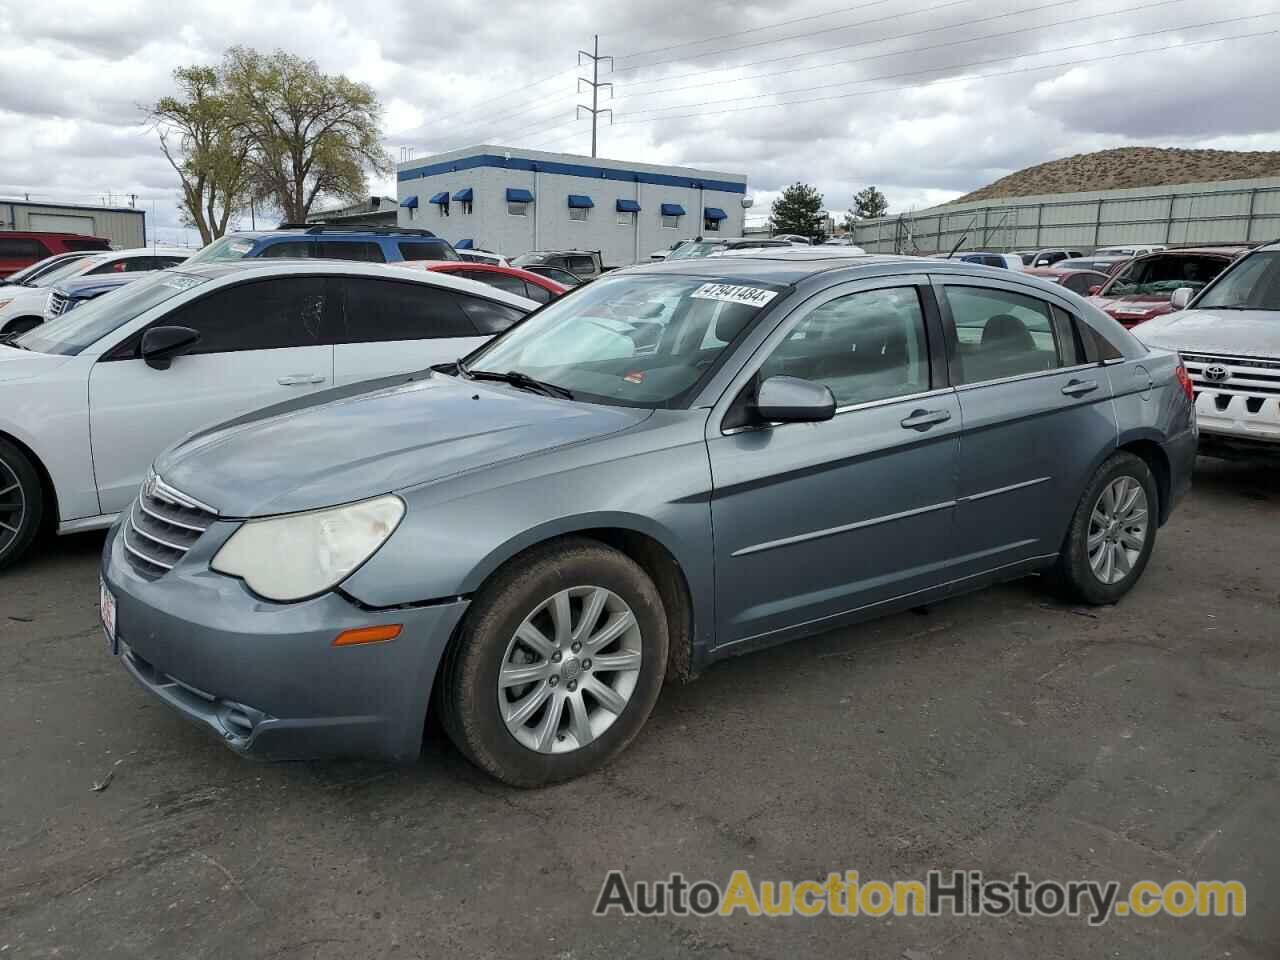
954, 147, 1280, 204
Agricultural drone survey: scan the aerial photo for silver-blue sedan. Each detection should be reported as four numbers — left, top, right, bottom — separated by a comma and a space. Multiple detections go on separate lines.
101, 250, 1197, 785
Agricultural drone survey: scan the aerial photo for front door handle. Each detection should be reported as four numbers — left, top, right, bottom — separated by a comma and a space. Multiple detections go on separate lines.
900, 408, 952, 431
1061, 379, 1099, 397
277, 374, 325, 386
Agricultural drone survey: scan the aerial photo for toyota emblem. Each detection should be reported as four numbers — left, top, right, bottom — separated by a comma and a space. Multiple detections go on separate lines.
1204, 365, 1229, 382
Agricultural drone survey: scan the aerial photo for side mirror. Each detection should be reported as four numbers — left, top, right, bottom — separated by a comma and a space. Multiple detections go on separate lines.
755, 376, 836, 423
141, 325, 200, 370
1087, 285, 1103, 297
1169, 287, 1193, 311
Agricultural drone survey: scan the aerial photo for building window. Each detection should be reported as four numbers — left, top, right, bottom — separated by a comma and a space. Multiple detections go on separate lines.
461, 201, 473, 215
704, 217, 721, 232
569, 206, 589, 222
438, 202, 450, 217
617, 211, 636, 226
662, 214, 681, 229
508, 201, 529, 217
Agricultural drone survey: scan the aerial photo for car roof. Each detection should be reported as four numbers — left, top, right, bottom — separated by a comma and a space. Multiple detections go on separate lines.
168, 259, 536, 309
99, 246, 192, 258
1138, 246, 1248, 257
1026, 266, 1106, 277
624, 250, 916, 284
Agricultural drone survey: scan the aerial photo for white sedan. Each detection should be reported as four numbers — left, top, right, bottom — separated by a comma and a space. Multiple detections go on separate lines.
0, 260, 534, 569
0, 247, 192, 335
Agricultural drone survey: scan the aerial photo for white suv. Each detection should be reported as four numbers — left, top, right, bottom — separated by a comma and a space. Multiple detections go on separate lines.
0, 260, 534, 568
1136, 241, 1280, 459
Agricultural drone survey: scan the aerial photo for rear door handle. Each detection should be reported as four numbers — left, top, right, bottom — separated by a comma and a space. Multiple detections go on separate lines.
1061, 379, 1099, 397
277, 374, 325, 386
900, 408, 952, 431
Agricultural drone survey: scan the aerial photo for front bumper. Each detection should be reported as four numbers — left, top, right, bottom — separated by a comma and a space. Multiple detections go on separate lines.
101, 518, 468, 763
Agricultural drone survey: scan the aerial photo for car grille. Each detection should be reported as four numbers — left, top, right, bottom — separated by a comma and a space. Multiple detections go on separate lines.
123, 474, 219, 579
45, 292, 70, 318
1183, 353, 1280, 400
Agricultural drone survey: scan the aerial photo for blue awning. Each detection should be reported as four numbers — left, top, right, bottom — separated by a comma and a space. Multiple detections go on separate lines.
506, 187, 534, 203
429, 191, 450, 205
399, 195, 419, 209
616, 199, 641, 213
704, 207, 728, 222
455, 238, 474, 249
661, 203, 686, 217
567, 194, 594, 209
452, 187, 473, 202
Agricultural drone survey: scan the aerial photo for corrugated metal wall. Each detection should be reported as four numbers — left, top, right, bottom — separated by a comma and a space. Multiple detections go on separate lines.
0, 202, 146, 248
849, 176, 1280, 254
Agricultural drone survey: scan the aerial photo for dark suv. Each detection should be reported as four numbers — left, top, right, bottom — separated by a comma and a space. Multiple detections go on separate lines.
184, 225, 459, 266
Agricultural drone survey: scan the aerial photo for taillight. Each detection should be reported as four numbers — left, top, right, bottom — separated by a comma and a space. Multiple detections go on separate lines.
1175, 362, 1194, 402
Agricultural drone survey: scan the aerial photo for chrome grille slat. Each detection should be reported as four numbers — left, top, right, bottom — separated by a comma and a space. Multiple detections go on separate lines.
123, 473, 218, 579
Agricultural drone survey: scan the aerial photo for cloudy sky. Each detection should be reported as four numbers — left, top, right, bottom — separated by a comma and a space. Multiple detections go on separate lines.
3, 0, 1278, 243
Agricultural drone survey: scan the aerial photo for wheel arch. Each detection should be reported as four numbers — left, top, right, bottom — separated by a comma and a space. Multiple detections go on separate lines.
1115, 431, 1172, 525
0, 315, 44, 336
0, 427, 59, 533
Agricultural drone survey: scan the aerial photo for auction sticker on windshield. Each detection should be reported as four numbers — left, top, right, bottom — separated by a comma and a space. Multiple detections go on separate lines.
691, 283, 779, 308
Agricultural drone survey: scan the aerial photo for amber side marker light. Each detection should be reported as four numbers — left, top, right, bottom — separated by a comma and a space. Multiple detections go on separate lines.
333, 624, 403, 647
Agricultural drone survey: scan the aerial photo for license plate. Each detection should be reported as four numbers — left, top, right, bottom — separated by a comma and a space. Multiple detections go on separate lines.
100, 577, 118, 654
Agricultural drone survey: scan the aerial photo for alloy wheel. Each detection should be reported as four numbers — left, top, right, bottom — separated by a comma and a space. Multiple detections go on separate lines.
0, 455, 25, 557
498, 586, 643, 754
1087, 475, 1149, 585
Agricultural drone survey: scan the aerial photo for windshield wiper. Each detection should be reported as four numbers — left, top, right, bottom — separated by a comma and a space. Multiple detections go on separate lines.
465, 368, 574, 400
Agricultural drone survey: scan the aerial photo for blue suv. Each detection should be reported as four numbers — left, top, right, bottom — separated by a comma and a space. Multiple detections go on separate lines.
184, 225, 459, 266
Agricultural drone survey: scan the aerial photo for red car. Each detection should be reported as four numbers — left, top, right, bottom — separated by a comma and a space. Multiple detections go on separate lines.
1089, 247, 1248, 327
415, 262, 567, 304
1025, 266, 1114, 297
0, 232, 112, 278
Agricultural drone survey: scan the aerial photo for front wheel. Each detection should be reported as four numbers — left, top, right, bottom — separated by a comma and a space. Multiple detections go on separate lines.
1, 317, 42, 337
1051, 451, 1158, 605
0, 437, 44, 571
438, 538, 669, 787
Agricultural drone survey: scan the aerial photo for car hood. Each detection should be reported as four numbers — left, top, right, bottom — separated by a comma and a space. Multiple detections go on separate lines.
155, 373, 652, 517
1135, 309, 1280, 357
0, 347, 73, 383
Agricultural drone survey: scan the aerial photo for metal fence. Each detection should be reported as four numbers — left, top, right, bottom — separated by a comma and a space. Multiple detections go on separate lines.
848, 178, 1280, 255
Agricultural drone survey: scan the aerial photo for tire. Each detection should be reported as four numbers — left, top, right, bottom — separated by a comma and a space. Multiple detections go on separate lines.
1050, 451, 1158, 605
438, 537, 669, 787
1, 317, 42, 337
0, 437, 44, 572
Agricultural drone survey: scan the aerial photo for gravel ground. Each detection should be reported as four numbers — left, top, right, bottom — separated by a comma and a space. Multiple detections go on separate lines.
1, 457, 1276, 959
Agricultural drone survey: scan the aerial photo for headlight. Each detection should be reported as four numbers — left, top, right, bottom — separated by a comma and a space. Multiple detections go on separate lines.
211, 495, 405, 602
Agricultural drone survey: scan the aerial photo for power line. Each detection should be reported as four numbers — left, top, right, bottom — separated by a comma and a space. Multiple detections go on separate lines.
611, 0, 1182, 98
398, 65, 579, 142
612, 15, 1278, 122
605, 27, 1276, 129
611, 0, 973, 75
609, 0, 895, 63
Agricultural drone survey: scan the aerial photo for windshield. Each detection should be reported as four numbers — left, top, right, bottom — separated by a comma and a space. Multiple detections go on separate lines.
1195, 251, 1280, 311
20, 256, 100, 288
666, 241, 728, 260
184, 235, 257, 264
463, 274, 787, 407
16, 272, 208, 356
511, 253, 552, 267
1101, 254, 1227, 300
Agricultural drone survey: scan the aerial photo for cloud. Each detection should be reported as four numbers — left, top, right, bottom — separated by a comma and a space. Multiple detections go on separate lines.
0, 0, 1277, 245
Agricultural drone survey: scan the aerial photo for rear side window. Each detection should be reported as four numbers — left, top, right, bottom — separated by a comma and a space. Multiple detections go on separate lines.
398, 242, 453, 261
167, 278, 327, 354
523, 282, 552, 304
63, 237, 111, 252
0, 238, 51, 258
457, 296, 527, 335
314, 241, 385, 263
477, 273, 528, 297
945, 285, 1068, 384
567, 255, 596, 274
335, 277, 477, 342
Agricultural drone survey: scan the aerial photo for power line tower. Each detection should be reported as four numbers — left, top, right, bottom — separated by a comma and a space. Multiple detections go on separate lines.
577, 35, 613, 158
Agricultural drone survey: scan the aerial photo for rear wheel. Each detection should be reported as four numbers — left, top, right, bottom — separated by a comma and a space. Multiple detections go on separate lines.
438, 538, 668, 786
1051, 452, 1157, 605
0, 438, 43, 571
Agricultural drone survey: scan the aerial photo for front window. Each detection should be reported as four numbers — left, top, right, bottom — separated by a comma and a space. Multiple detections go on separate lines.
24, 256, 99, 288
463, 274, 787, 407
1101, 254, 1227, 300
1194, 251, 1280, 310
666, 241, 727, 260
16, 272, 208, 356
703, 217, 721, 233
184, 235, 257, 264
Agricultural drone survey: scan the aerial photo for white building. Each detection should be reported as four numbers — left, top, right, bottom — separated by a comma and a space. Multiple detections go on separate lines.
395, 145, 748, 266
0, 199, 146, 248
